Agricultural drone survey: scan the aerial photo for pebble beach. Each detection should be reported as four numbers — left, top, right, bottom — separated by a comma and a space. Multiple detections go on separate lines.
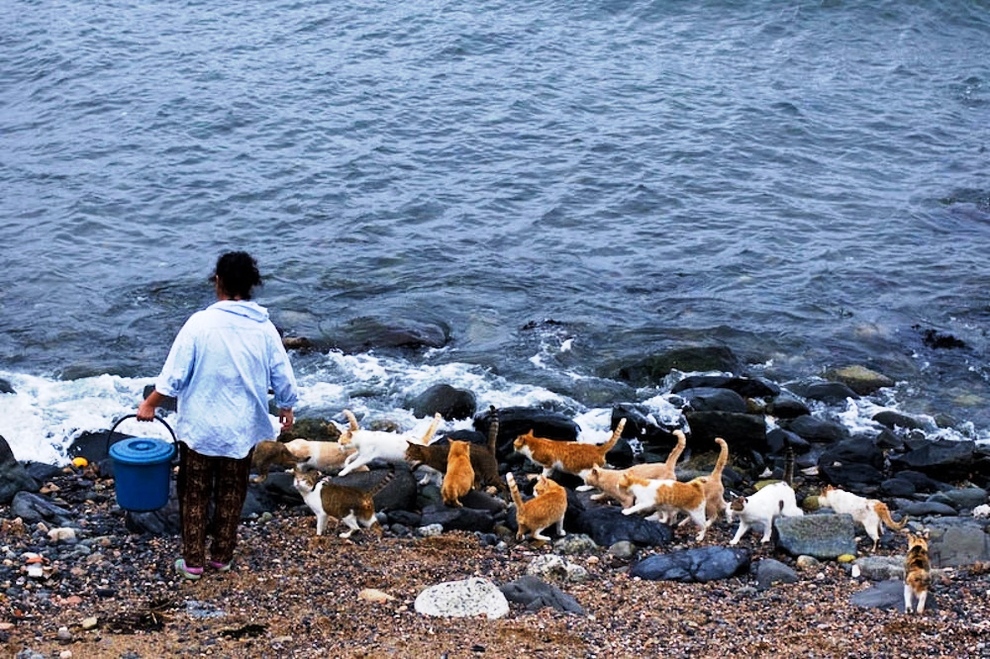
3, 465, 990, 659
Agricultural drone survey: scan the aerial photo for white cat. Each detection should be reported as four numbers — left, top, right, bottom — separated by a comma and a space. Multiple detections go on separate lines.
336, 411, 441, 477
727, 481, 804, 545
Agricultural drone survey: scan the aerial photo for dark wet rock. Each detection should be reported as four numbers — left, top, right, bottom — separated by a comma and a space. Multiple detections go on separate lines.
853, 555, 904, 581
682, 411, 767, 452
606, 346, 742, 387
629, 546, 750, 582
500, 575, 585, 614
387, 509, 422, 528
409, 383, 477, 421
818, 463, 884, 492
336, 465, 419, 514
926, 519, 990, 567
895, 470, 952, 494
774, 514, 859, 559
333, 316, 449, 352
873, 428, 905, 451
753, 558, 799, 590
871, 410, 925, 431
473, 406, 580, 460
890, 439, 976, 482
10, 491, 75, 526
825, 365, 894, 396
0, 377, 14, 394
895, 499, 958, 517
787, 380, 860, 405
850, 579, 936, 612
0, 435, 40, 504
818, 437, 885, 471
22, 462, 63, 482
570, 505, 673, 548
671, 375, 780, 400
675, 387, 749, 414
879, 477, 916, 498
766, 393, 811, 419
765, 427, 811, 456
421, 503, 496, 533
916, 326, 966, 350
941, 486, 988, 511
610, 404, 682, 453
280, 417, 341, 442
781, 415, 850, 444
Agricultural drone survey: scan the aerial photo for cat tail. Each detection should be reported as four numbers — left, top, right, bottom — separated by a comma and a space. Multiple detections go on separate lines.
783, 445, 795, 486
665, 429, 687, 470
419, 413, 443, 444
506, 472, 525, 510
368, 468, 396, 497
710, 438, 729, 479
601, 418, 627, 453
876, 502, 908, 531
487, 405, 500, 455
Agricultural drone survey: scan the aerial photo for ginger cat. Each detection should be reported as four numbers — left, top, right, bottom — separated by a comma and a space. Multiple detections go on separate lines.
819, 485, 908, 551
581, 428, 687, 507
293, 467, 393, 538
678, 437, 729, 526
513, 418, 626, 479
337, 410, 442, 477
903, 530, 932, 614
619, 473, 708, 541
441, 440, 475, 507
506, 472, 568, 542
405, 411, 503, 492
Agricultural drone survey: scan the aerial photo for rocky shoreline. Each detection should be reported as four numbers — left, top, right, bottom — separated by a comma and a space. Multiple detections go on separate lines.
3, 371, 990, 658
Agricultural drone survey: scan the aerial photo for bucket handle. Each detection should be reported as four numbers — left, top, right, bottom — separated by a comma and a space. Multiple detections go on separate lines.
105, 414, 178, 457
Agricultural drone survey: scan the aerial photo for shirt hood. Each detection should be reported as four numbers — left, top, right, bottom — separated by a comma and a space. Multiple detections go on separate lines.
210, 300, 270, 322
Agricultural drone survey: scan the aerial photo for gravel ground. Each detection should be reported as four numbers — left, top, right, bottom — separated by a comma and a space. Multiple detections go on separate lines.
3, 470, 990, 659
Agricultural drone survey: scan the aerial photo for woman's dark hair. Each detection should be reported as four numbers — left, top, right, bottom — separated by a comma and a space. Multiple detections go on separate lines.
213, 251, 262, 300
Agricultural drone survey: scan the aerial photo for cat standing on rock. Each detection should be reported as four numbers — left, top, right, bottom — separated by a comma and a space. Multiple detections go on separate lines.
819, 485, 908, 551
506, 472, 567, 543
441, 440, 475, 507
513, 418, 626, 479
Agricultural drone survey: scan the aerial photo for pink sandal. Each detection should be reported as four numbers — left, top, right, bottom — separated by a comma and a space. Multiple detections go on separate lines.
175, 558, 203, 580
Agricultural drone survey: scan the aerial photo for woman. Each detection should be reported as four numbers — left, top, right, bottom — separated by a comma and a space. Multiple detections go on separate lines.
137, 251, 298, 580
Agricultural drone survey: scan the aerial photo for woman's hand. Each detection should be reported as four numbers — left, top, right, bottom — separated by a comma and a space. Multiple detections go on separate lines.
279, 408, 294, 432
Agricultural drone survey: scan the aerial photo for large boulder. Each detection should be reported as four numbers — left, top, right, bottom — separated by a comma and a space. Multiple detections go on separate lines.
414, 577, 509, 619
629, 546, 751, 582
773, 514, 859, 559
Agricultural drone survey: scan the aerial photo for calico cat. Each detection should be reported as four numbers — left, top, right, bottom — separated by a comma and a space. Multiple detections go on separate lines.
513, 418, 626, 479
819, 485, 908, 551
618, 473, 708, 541
441, 440, 475, 507
727, 481, 805, 545
903, 530, 932, 614
337, 410, 442, 477
581, 429, 687, 507
506, 472, 568, 542
404, 411, 503, 492
292, 467, 394, 538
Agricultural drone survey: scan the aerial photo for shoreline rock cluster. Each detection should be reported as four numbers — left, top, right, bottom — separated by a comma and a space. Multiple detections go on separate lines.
3, 370, 990, 657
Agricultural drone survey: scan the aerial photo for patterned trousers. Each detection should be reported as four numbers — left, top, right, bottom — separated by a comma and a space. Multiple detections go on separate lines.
176, 442, 253, 568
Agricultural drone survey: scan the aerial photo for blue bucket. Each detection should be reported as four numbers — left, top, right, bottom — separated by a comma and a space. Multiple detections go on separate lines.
106, 415, 177, 512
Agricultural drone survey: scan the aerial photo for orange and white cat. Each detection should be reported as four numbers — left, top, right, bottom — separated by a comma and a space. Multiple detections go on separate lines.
819, 485, 908, 551
506, 472, 568, 542
284, 436, 355, 473
581, 429, 687, 507
678, 437, 729, 526
619, 473, 708, 541
440, 440, 475, 507
513, 418, 626, 479
903, 530, 932, 614
337, 410, 442, 477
